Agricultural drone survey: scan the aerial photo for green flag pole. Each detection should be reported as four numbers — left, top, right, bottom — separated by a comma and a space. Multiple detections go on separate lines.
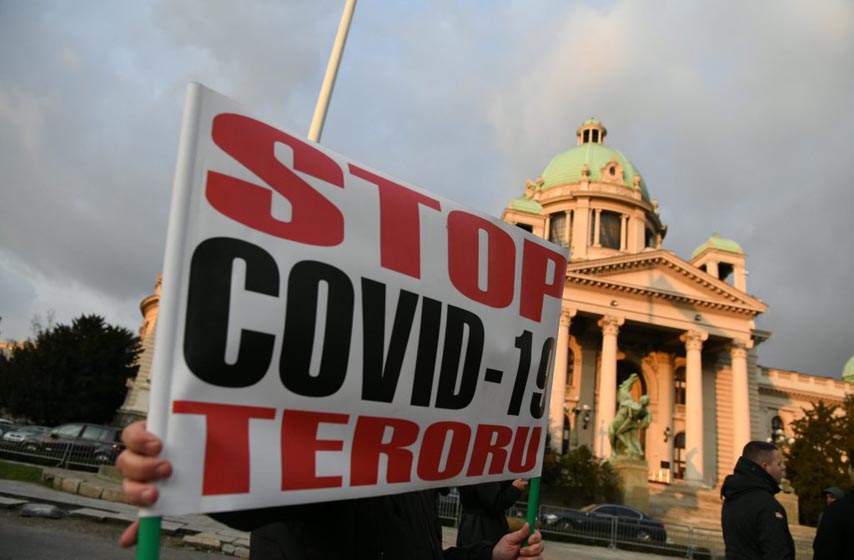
524, 476, 540, 545
137, 516, 161, 560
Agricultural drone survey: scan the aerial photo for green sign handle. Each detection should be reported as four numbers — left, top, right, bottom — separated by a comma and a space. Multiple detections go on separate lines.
524, 477, 540, 546
137, 516, 161, 560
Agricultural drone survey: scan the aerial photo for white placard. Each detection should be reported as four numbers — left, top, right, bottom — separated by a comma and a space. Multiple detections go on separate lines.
145, 83, 567, 516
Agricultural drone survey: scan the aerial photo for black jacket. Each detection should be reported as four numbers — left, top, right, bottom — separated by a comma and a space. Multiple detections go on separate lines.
211, 490, 494, 560
813, 491, 854, 559
720, 456, 795, 560
456, 481, 522, 547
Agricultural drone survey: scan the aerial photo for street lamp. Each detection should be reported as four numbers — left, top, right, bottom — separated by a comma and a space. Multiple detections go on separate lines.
768, 421, 795, 493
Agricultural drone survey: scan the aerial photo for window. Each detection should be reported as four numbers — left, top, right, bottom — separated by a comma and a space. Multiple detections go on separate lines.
566, 350, 575, 388
673, 432, 686, 480
645, 227, 656, 248
674, 367, 686, 405
599, 211, 622, 249
548, 212, 568, 247
515, 223, 533, 233
53, 424, 84, 438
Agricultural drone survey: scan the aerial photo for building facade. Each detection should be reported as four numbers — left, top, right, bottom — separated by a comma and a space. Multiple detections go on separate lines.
500, 119, 853, 489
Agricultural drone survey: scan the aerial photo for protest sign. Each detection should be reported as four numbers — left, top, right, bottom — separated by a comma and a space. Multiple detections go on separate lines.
144, 83, 567, 517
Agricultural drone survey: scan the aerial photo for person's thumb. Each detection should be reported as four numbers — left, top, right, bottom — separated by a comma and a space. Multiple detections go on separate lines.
506, 522, 531, 545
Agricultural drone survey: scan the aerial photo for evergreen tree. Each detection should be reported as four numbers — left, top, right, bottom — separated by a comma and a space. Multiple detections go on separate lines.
0, 315, 140, 425
551, 445, 621, 507
785, 400, 850, 526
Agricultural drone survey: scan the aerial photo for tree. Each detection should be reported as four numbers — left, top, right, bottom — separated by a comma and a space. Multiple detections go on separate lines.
840, 394, 854, 466
0, 315, 140, 425
784, 400, 851, 526
548, 445, 621, 507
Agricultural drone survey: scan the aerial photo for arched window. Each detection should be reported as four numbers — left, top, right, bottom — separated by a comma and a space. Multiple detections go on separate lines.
599, 211, 622, 249
770, 415, 785, 442
548, 212, 568, 247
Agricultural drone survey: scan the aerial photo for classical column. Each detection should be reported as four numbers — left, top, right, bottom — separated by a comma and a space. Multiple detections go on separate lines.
620, 214, 629, 251
730, 339, 753, 455
596, 315, 624, 458
592, 209, 602, 246
549, 311, 574, 452
680, 329, 708, 484
651, 352, 675, 479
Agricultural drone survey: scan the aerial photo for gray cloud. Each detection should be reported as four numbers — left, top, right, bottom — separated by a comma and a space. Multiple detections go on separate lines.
0, 0, 851, 378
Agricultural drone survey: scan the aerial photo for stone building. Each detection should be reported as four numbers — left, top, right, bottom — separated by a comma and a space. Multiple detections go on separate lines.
115, 275, 161, 426
501, 119, 853, 491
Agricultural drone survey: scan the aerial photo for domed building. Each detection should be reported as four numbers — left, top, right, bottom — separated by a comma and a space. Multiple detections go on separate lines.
501, 119, 853, 519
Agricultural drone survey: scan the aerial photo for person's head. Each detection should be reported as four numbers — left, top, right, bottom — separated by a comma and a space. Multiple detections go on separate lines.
822, 486, 844, 506
742, 440, 784, 483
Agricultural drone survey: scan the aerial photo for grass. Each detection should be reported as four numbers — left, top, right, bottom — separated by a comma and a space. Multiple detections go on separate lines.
0, 459, 45, 484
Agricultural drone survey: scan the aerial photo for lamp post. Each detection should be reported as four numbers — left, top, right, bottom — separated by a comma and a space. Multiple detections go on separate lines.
768, 426, 795, 493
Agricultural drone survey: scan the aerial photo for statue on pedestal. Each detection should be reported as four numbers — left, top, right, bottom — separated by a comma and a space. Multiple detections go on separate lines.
608, 373, 651, 461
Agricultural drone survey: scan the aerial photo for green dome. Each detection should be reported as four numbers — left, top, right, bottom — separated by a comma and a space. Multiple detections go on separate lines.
691, 232, 744, 259
540, 143, 651, 202
843, 355, 854, 383
508, 196, 542, 214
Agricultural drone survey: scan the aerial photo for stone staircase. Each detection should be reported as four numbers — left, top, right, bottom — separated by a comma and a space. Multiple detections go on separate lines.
647, 483, 816, 559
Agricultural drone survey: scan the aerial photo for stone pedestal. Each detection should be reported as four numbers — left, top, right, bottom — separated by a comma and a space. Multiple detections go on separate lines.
777, 489, 800, 525
614, 458, 650, 513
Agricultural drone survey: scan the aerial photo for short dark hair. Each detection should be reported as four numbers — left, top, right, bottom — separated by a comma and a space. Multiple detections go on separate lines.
742, 441, 778, 464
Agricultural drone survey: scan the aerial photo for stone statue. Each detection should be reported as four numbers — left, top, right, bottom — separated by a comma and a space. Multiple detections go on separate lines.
608, 373, 651, 461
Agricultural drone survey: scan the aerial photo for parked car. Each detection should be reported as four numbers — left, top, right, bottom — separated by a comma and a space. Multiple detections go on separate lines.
0, 418, 16, 436
2, 425, 50, 445
22, 422, 124, 466
546, 503, 667, 543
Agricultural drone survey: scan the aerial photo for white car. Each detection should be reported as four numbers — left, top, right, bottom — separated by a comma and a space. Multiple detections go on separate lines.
2, 425, 49, 444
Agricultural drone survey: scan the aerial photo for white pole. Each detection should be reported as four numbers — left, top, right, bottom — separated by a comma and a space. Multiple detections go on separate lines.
308, 0, 357, 143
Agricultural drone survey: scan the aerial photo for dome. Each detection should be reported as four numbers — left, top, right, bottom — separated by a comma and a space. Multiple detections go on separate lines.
843, 355, 854, 383
691, 232, 744, 259
539, 120, 651, 202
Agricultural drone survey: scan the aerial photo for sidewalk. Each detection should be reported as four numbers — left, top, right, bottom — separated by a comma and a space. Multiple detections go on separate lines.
0, 466, 681, 559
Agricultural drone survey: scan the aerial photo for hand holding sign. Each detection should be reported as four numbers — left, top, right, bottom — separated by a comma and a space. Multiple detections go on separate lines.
118, 421, 546, 559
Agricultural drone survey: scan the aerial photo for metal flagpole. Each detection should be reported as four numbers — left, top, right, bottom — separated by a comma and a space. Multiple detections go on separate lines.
308, 0, 357, 143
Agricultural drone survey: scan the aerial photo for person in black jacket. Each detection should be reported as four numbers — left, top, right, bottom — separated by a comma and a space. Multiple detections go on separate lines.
116, 421, 544, 560
813, 472, 854, 559
457, 479, 527, 548
721, 440, 795, 560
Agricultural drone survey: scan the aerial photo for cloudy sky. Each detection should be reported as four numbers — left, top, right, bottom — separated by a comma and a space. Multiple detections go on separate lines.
1, 0, 852, 379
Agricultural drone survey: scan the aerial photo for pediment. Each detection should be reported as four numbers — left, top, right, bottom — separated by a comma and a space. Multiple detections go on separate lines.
566, 250, 766, 315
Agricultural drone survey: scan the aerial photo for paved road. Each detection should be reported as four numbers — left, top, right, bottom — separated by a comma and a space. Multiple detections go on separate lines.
0, 508, 229, 560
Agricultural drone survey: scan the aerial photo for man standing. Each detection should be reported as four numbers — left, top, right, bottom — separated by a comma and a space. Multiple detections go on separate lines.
813, 473, 854, 559
721, 441, 795, 559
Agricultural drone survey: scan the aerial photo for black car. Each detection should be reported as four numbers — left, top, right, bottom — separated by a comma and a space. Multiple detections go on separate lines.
23, 422, 124, 467
546, 503, 667, 543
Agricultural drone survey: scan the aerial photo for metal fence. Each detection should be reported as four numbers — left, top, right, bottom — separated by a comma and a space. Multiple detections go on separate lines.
438, 498, 724, 559
0, 437, 122, 471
